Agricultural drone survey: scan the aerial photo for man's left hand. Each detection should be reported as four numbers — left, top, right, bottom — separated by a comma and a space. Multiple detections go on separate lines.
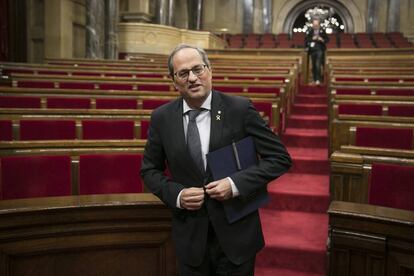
205, 178, 232, 201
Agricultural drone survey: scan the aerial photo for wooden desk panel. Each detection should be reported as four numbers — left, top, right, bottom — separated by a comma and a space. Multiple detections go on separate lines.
0, 194, 177, 276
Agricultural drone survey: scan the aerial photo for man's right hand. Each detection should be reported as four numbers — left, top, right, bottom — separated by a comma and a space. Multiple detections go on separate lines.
180, 187, 205, 210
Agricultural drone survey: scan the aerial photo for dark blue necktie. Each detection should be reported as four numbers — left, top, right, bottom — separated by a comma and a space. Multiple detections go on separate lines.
186, 109, 205, 174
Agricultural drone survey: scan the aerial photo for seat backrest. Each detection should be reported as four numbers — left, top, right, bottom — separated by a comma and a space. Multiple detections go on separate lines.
338, 104, 382, 115
369, 163, 414, 211
335, 88, 371, 95
388, 105, 414, 117
79, 154, 143, 195
213, 86, 244, 93
1, 155, 72, 199
82, 120, 135, 139
376, 89, 414, 96
0, 120, 12, 141
140, 120, 150, 139
20, 120, 77, 140
355, 127, 413, 150
252, 101, 272, 126
137, 84, 170, 92
142, 99, 170, 110
95, 98, 137, 109
0, 95, 41, 108
99, 83, 134, 90
47, 97, 91, 109
59, 82, 95, 90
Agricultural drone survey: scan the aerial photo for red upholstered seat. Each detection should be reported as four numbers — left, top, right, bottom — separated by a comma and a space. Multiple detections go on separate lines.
229, 76, 256, 80
335, 77, 365, 82
338, 104, 382, 115
82, 120, 135, 139
369, 163, 414, 211
79, 154, 143, 195
249, 86, 280, 95
335, 88, 371, 95
138, 84, 170, 92
253, 101, 273, 127
376, 89, 414, 96
47, 97, 91, 109
20, 120, 77, 140
0, 120, 12, 140
60, 82, 95, 90
1, 155, 72, 199
95, 98, 137, 109
369, 77, 399, 82
0, 95, 41, 108
99, 83, 134, 90
142, 99, 170, 109
37, 70, 67, 75
105, 73, 134, 77
72, 72, 101, 77
214, 86, 243, 93
136, 73, 165, 78
259, 76, 285, 81
388, 105, 414, 117
17, 80, 55, 89
355, 127, 413, 150
140, 120, 150, 139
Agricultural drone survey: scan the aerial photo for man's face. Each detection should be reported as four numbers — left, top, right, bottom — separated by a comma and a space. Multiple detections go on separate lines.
312, 20, 320, 29
171, 48, 212, 106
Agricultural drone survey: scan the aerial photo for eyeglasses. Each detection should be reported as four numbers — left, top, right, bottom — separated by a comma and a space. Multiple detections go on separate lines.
174, 64, 208, 81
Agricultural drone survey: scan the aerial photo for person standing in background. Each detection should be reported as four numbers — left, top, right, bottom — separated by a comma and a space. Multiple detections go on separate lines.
305, 18, 329, 85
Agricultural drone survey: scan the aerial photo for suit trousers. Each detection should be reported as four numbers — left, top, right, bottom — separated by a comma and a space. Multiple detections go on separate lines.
178, 222, 256, 276
310, 49, 324, 82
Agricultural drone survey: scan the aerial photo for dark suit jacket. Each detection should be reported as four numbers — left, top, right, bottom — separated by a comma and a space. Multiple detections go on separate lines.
140, 90, 291, 266
305, 28, 329, 52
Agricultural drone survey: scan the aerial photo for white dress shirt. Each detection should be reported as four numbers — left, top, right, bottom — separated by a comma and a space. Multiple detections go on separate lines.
176, 92, 239, 208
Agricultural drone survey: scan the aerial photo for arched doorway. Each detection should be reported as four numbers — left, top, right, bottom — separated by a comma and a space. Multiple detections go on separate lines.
283, 0, 354, 35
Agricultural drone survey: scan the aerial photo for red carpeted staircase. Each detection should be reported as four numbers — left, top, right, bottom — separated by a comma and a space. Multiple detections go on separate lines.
255, 84, 330, 276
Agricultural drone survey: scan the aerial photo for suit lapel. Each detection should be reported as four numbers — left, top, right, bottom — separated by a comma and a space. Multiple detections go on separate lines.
209, 91, 224, 152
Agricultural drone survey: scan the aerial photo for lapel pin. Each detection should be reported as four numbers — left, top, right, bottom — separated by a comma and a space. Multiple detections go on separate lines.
218, 110, 221, 114
216, 115, 221, 121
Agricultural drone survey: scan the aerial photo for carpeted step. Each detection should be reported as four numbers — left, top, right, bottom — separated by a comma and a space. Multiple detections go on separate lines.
299, 85, 327, 95
266, 173, 329, 212
282, 128, 328, 148
257, 209, 328, 274
287, 147, 329, 174
255, 267, 325, 276
295, 94, 327, 105
287, 114, 328, 129
292, 103, 327, 115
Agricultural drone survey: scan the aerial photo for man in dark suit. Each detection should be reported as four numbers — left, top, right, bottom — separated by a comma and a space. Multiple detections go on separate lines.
305, 18, 329, 85
140, 44, 291, 275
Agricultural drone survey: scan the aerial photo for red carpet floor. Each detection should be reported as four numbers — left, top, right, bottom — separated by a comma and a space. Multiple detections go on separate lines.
255, 84, 329, 276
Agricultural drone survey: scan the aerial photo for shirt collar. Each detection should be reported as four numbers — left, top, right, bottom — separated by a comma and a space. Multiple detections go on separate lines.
182, 91, 212, 114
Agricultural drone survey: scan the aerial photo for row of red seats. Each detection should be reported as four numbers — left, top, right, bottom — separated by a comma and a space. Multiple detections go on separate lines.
221, 32, 412, 49
0, 95, 169, 109
0, 154, 144, 200
333, 77, 414, 82
338, 103, 414, 117
0, 119, 149, 141
13, 80, 171, 91
335, 88, 414, 95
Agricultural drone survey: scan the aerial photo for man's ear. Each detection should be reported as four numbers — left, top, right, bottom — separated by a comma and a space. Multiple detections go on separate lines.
173, 80, 179, 90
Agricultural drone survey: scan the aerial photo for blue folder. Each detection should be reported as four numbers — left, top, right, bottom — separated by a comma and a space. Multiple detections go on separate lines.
206, 136, 269, 223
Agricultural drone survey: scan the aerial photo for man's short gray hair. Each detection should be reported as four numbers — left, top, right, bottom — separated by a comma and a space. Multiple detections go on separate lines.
167, 44, 211, 78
